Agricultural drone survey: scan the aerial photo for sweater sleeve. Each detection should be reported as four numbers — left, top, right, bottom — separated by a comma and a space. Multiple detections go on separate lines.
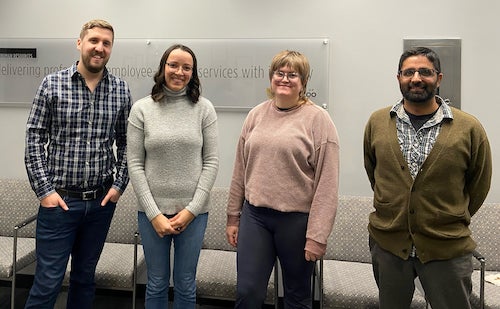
127, 101, 162, 221
305, 109, 340, 256
466, 123, 492, 216
363, 116, 376, 190
185, 101, 219, 216
226, 113, 251, 227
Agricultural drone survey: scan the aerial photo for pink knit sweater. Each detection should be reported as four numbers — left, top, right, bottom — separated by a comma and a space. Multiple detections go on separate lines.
227, 100, 340, 256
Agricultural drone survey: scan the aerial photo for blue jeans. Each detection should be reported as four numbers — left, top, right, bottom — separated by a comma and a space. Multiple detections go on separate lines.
25, 196, 116, 309
138, 211, 208, 309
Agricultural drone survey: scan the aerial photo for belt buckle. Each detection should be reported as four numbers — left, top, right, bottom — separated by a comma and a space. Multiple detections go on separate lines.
82, 190, 97, 201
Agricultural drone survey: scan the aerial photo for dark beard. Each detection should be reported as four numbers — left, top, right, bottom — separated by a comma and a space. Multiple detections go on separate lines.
87, 64, 103, 74
84, 60, 106, 73
400, 83, 436, 103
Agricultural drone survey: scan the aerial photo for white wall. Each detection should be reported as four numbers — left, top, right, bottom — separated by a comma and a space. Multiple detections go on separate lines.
1, 0, 499, 201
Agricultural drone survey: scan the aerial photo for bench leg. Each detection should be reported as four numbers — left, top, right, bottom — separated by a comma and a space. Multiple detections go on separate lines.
133, 232, 139, 309
11, 227, 19, 309
274, 259, 279, 309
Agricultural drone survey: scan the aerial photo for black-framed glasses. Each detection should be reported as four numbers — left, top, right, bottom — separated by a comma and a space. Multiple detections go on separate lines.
273, 70, 300, 80
399, 68, 438, 78
166, 62, 193, 73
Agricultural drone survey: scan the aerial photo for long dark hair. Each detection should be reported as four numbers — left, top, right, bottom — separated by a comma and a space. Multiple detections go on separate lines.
151, 44, 201, 103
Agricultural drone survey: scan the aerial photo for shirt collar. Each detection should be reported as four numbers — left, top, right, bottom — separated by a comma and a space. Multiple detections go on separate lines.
390, 96, 454, 121
70, 61, 109, 81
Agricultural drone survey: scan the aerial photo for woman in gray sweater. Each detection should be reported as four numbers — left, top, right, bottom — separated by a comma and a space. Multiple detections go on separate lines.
127, 44, 219, 309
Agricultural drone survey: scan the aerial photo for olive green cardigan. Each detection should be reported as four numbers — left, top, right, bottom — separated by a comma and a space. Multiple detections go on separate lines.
364, 105, 492, 263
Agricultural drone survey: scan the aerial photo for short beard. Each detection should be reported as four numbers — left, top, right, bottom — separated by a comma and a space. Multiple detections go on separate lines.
81, 54, 107, 74
400, 83, 436, 103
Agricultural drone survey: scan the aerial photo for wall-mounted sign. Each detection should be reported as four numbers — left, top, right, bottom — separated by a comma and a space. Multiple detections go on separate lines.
0, 38, 330, 111
0, 48, 37, 58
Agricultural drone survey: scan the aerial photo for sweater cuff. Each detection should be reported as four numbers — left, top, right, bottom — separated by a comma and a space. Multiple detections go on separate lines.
305, 238, 327, 257
186, 188, 210, 216
139, 194, 161, 221
227, 215, 240, 227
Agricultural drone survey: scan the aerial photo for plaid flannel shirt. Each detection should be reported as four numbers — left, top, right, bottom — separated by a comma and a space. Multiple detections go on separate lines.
25, 63, 132, 199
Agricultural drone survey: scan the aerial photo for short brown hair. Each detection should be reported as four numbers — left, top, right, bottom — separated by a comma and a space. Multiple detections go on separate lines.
79, 19, 114, 41
267, 50, 311, 105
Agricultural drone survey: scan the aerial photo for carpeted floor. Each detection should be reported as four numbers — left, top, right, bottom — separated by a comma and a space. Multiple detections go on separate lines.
0, 276, 239, 309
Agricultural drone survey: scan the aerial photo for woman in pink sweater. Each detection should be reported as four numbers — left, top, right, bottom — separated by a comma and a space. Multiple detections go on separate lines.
226, 50, 340, 308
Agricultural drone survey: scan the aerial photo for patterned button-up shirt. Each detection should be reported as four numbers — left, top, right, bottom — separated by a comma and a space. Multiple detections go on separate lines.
391, 96, 454, 179
391, 96, 454, 257
25, 63, 132, 199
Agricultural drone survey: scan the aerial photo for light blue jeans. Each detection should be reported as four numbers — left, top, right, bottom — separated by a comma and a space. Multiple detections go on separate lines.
138, 211, 208, 309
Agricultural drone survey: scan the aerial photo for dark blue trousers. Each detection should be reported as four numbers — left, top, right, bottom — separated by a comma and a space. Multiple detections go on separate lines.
25, 196, 116, 309
235, 200, 314, 309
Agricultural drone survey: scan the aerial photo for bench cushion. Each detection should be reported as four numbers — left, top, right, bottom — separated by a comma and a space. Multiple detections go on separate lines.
202, 187, 236, 252
64, 242, 145, 290
197, 249, 275, 304
470, 203, 500, 272
471, 270, 500, 309
322, 259, 427, 308
0, 236, 36, 278
0, 179, 38, 237
325, 196, 373, 263
104, 187, 140, 244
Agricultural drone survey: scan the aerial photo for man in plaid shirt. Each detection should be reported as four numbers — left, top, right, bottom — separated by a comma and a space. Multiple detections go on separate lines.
24, 19, 131, 309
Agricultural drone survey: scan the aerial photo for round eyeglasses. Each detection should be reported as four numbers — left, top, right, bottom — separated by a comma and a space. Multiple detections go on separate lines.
273, 70, 300, 81
166, 62, 193, 73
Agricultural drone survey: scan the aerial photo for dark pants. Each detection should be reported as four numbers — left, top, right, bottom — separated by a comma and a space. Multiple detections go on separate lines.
369, 238, 473, 309
235, 201, 314, 309
24, 196, 116, 309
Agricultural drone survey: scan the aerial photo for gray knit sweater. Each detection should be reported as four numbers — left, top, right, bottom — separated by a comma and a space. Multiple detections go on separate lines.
127, 87, 219, 220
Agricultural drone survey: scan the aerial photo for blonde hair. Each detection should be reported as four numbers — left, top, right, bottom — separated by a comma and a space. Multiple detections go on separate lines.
79, 19, 114, 41
266, 50, 311, 105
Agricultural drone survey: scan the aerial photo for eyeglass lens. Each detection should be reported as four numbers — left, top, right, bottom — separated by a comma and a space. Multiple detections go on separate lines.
274, 71, 300, 80
400, 68, 436, 78
167, 62, 193, 72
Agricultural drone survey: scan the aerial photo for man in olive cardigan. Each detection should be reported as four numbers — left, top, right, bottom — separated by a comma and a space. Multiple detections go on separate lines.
363, 47, 492, 308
